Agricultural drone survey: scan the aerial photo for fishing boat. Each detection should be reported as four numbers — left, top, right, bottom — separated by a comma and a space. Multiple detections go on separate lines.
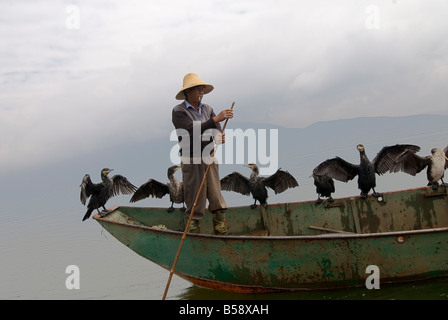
93, 186, 448, 293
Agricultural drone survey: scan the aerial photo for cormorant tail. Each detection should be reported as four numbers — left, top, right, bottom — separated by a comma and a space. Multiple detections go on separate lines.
82, 208, 94, 221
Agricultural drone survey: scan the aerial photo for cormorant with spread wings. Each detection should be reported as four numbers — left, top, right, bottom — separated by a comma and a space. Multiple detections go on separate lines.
130, 165, 185, 212
312, 144, 420, 199
221, 163, 299, 209
389, 145, 448, 190
80, 168, 137, 221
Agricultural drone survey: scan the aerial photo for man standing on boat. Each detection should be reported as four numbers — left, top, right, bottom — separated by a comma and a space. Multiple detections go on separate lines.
172, 73, 233, 235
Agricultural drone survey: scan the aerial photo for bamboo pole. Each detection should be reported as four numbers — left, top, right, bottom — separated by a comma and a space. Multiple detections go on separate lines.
162, 101, 235, 300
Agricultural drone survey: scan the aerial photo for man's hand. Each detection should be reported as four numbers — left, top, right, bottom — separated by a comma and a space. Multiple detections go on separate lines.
213, 109, 233, 123
215, 132, 225, 145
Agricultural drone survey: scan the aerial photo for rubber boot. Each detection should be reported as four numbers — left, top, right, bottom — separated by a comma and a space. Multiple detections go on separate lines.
212, 210, 228, 235
185, 217, 200, 234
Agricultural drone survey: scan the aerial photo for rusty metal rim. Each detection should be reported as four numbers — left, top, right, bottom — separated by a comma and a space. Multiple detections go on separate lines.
93, 211, 448, 241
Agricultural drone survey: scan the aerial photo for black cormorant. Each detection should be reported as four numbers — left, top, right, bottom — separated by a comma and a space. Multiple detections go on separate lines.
220, 163, 299, 209
312, 173, 335, 204
130, 165, 185, 212
312, 144, 421, 199
389, 145, 448, 190
80, 168, 137, 221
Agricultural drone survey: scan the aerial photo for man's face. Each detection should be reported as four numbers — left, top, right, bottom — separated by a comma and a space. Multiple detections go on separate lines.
185, 85, 205, 104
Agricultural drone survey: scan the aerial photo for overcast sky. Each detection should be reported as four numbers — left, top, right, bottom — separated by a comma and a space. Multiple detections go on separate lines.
1, 0, 447, 175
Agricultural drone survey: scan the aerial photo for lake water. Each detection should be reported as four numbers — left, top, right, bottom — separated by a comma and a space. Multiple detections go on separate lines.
2, 117, 448, 301
2, 203, 448, 301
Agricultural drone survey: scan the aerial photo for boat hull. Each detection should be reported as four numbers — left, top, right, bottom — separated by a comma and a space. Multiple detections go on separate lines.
94, 186, 448, 292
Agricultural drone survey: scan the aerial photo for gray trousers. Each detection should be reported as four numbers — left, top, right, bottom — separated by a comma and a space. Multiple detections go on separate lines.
181, 158, 227, 220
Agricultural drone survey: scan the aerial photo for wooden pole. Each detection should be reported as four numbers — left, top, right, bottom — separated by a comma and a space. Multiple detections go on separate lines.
162, 101, 235, 300
308, 225, 354, 234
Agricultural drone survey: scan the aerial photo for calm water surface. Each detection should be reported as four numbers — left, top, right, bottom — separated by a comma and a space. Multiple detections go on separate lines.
1, 205, 448, 300
2, 119, 448, 300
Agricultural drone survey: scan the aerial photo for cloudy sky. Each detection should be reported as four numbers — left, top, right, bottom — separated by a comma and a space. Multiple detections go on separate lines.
1, 0, 448, 175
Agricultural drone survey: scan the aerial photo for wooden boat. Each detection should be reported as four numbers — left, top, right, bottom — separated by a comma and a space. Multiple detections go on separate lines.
93, 186, 448, 293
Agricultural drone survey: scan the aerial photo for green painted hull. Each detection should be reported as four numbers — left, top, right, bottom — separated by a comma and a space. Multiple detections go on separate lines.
94, 186, 448, 292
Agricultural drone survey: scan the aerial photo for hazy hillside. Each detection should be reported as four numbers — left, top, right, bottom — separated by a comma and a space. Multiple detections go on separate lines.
1, 114, 447, 217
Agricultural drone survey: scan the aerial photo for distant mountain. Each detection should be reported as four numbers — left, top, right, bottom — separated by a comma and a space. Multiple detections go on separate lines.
1, 114, 447, 217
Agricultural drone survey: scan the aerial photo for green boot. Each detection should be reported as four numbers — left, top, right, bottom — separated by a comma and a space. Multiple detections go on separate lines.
212, 210, 228, 235
185, 217, 200, 234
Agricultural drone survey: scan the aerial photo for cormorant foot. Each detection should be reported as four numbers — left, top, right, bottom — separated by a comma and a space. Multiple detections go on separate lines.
99, 210, 110, 217
250, 204, 258, 209
372, 192, 382, 198
180, 206, 186, 212
167, 207, 175, 213
315, 198, 323, 205
328, 197, 334, 203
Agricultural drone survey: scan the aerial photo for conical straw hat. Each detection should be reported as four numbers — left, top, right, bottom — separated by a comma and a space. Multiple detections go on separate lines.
175, 73, 214, 100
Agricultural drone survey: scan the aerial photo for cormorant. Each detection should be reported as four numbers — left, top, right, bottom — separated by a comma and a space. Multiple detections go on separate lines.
388, 145, 448, 190
311, 173, 335, 204
220, 163, 299, 209
312, 144, 421, 199
130, 165, 185, 212
80, 168, 137, 221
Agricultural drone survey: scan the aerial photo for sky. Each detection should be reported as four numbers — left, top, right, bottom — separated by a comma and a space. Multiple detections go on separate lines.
1, 0, 448, 175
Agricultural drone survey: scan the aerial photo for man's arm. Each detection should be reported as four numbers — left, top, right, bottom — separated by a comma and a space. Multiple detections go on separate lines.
172, 108, 216, 134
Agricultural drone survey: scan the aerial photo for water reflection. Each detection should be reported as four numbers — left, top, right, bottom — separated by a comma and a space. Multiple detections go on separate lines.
177, 277, 448, 300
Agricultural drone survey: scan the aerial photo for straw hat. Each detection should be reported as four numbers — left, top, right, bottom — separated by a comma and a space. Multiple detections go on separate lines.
175, 73, 214, 100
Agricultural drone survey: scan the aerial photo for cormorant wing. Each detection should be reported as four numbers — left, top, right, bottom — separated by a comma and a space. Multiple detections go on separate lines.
111, 174, 137, 197
262, 169, 299, 194
389, 150, 430, 176
312, 157, 359, 183
220, 172, 251, 196
372, 144, 421, 175
80, 174, 100, 205
130, 179, 170, 203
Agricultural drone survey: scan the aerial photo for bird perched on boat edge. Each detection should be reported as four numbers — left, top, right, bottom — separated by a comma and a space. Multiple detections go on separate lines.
220, 163, 299, 209
80, 168, 137, 221
130, 165, 185, 212
311, 173, 335, 204
312, 144, 421, 199
388, 145, 448, 190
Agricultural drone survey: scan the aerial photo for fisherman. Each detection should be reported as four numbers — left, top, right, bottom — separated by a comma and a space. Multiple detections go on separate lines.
171, 73, 233, 235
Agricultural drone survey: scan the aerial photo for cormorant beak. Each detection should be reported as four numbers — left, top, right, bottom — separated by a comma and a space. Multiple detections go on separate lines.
357, 145, 364, 152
